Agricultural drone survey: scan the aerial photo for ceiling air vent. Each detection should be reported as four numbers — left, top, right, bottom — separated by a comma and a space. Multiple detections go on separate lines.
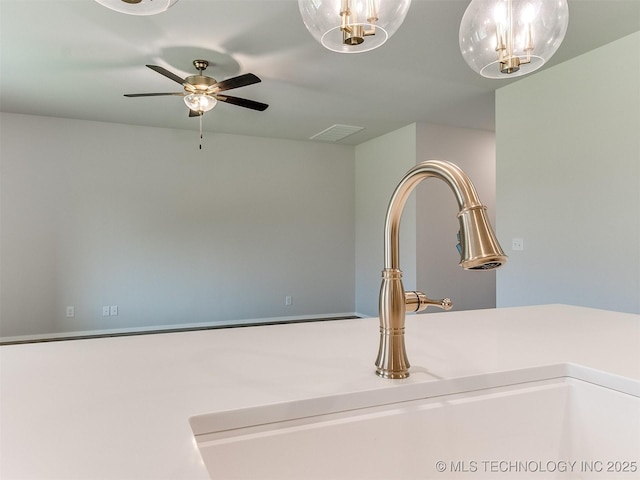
309, 124, 364, 142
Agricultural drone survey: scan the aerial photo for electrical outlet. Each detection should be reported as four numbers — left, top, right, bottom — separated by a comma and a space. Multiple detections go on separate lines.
66, 306, 75, 317
285, 295, 292, 306
110, 305, 118, 316
102, 306, 110, 316
512, 238, 524, 251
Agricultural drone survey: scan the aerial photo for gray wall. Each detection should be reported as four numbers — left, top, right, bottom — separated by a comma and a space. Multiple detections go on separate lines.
496, 32, 640, 314
0, 113, 355, 337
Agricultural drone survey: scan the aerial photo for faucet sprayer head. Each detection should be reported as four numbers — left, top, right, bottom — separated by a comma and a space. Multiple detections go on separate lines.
457, 205, 507, 270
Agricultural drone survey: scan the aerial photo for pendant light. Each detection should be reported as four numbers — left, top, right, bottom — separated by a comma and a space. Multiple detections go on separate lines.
298, 0, 412, 53
459, 0, 569, 78
94, 0, 179, 16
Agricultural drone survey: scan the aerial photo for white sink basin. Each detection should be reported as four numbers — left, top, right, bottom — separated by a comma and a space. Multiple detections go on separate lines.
190, 364, 640, 479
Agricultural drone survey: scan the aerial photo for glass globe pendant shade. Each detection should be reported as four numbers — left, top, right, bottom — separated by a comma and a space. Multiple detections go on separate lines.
459, 0, 569, 79
184, 94, 217, 114
298, 0, 412, 53
94, 0, 179, 16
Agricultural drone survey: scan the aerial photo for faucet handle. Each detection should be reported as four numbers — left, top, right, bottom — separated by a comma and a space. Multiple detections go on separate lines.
404, 291, 453, 313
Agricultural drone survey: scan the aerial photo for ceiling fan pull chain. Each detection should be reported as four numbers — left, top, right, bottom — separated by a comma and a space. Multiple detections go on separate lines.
199, 112, 203, 150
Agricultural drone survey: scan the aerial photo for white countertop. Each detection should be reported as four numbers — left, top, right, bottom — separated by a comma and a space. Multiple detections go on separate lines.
1, 304, 639, 479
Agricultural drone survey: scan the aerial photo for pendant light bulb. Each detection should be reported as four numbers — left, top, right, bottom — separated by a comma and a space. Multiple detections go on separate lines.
459, 0, 569, 79
298, 0, 412, 53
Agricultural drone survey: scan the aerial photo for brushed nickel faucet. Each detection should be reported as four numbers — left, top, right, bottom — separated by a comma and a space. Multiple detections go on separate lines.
376, 160, 507, 379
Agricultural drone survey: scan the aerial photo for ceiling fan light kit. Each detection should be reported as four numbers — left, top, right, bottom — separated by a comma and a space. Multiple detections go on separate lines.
459, 0, 569, 79
183, 94, 217, 114
298, 0, 412, 53
94, 0, 179, 16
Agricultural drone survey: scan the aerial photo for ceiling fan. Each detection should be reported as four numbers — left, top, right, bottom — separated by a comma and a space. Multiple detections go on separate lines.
124, 59, 269, 116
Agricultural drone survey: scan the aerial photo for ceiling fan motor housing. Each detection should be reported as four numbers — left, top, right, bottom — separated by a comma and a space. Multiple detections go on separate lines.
185, 75, 218, 94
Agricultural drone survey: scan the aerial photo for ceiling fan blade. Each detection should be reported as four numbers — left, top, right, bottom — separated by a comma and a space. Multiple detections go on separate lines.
146, 65, 186, 85
124, 92, 185, 97
213, 73, 261, 92
216, 94, 269, 111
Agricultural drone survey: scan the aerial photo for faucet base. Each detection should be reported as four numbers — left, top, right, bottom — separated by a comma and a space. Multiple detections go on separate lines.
375, 327, 410, 379
375, 368, 410, 379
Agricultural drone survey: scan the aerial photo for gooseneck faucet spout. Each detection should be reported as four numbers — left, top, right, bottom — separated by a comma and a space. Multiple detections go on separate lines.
376, 160, 507, 379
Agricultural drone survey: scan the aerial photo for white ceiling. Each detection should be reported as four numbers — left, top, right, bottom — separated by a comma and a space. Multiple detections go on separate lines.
1, 0, 638, 145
